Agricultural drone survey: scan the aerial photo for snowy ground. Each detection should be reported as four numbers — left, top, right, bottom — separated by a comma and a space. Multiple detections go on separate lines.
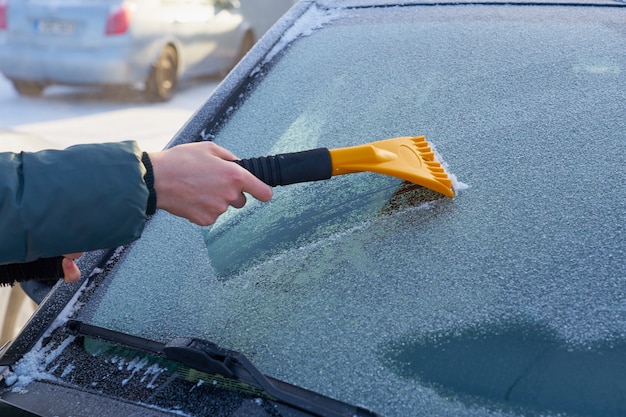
0, 73, 221, 153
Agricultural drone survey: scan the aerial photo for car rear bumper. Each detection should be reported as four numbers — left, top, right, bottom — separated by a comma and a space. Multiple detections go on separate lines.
0, 44, 150, 86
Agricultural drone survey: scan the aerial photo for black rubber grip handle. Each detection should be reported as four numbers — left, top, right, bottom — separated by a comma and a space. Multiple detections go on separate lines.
234, 148, 333, 187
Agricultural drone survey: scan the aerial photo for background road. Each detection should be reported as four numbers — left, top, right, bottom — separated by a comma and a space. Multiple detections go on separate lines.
0, 73, 223, 346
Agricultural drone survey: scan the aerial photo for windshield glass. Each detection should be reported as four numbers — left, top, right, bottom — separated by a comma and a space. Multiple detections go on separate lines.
77, 4, 625, 416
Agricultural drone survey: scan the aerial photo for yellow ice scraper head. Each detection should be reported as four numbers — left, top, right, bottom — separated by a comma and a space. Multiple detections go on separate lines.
328, 136, 454, 197
235, 136, 455, 197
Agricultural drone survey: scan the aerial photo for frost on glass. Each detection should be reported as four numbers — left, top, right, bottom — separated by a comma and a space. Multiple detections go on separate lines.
85, 6, 626, 417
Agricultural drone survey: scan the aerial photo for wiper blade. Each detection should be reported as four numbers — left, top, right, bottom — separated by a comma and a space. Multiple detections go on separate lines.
66, 320, 379, 417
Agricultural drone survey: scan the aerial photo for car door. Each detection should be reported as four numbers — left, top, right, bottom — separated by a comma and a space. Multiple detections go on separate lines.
164, 0, 243, 78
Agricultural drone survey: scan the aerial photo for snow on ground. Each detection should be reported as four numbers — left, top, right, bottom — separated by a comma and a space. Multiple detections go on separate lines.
0, 74, 221, 153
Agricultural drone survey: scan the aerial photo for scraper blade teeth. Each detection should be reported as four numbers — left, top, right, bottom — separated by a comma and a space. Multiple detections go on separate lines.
330, 135, 456, 197
436, 176, 453, 188
412, 138, 435, 161
421, 152, 435, 161
410, 137, 454, 195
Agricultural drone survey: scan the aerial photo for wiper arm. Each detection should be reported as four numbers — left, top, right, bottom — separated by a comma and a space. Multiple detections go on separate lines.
66, 320, 379, 417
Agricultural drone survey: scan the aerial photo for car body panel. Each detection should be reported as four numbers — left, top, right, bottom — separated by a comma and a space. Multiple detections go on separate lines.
0, 0, 291, 89
1, 1, 625, 416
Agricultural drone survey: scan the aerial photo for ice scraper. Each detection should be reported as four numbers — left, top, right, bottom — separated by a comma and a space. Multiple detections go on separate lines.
235, 136, 455, 197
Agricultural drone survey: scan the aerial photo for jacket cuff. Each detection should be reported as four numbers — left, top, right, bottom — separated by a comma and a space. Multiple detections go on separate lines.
0, 257, 63, 286
141, 152, 157, 216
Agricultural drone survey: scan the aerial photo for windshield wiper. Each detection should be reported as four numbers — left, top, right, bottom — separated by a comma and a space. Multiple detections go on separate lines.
66, 320, 379, 417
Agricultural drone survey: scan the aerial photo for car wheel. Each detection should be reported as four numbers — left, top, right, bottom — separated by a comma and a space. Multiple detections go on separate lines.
145, 45, 178, 102
12, 80, 45, 97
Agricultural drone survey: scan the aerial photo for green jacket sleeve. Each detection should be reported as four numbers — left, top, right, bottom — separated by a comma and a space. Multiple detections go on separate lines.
0, 141, 149, 264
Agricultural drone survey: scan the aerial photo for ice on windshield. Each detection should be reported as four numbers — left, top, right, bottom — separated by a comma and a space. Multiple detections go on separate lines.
81, 5, 626, 417
263, 5, 345, 64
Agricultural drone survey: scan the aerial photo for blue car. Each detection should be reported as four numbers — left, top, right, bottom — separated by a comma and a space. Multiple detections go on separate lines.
0, 0, 294, 101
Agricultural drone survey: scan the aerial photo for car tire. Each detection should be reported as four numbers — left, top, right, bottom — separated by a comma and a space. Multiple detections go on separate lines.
144, 45, 178, 102
12, 80, 45, 97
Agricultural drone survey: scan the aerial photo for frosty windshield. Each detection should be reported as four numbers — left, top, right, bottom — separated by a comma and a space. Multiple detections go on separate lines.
78, 4, 626, 416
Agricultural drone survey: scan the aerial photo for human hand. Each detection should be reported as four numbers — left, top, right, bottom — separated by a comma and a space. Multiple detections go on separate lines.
62, 253, 83, 283
148, 142, 273, 226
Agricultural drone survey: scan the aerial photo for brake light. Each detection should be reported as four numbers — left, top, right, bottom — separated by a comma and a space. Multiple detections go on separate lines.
105, 4, 131, 35
0, 1, 8, 31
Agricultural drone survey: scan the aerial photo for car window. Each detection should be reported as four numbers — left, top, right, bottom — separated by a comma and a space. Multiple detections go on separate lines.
63, 4, 625, 416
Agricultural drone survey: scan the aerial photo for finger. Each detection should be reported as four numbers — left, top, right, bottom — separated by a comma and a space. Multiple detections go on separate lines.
204, 142, 238, 161
241, 172, 273, 202
63, 252, 83, 260
62, 257, 82, 283
230, 192, 247, 209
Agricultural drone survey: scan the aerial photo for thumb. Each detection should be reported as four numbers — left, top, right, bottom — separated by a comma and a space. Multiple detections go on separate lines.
62, 257, 82, 283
